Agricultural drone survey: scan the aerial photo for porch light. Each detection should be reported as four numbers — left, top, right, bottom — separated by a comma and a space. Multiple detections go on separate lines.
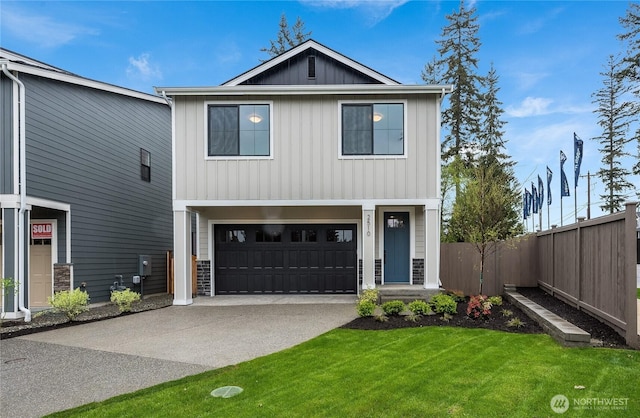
373, 112, 383, 122
248, 113, 263, 123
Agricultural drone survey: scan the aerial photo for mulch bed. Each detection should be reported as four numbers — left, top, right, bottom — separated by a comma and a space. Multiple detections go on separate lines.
342, 288, 634, 350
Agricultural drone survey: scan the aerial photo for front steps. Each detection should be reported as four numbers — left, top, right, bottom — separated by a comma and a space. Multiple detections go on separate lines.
376, 285, 440, 303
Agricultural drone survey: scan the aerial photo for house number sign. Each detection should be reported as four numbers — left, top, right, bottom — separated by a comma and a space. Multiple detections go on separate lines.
366, 214, 371, 236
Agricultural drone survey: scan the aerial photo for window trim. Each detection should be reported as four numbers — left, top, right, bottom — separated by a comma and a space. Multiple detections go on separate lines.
140, 148, 151, 182
338, 99, 408, 159
204, 100, 274, 160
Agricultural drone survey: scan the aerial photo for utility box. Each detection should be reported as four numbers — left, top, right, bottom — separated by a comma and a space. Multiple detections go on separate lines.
138, 255, 152, 277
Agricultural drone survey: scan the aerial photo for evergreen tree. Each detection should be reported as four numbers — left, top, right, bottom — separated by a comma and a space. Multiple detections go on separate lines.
617, 3, 640, 194
423, 1, 484, 167
592, 54, 635, 213
260, 14, 311, 60
478, 63, 512, 169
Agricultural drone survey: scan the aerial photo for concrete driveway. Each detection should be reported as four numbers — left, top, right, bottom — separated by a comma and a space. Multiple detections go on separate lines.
0, 297, 357, 418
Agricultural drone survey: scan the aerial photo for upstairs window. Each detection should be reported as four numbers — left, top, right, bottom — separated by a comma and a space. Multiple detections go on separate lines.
140, 148, 151, 182
208, 104, 270, 157
341, 103, 404, 156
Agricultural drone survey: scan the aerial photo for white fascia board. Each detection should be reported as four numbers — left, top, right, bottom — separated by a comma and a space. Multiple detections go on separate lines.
174, 199, 441, 211
0, 61, 167, 105
222, 40, 399, 86
156, 84, 454, 97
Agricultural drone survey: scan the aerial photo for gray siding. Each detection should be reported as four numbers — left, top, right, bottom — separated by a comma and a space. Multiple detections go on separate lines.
22, 74, 172, 302
0, 76, 14, 194
241, 48, 381, 85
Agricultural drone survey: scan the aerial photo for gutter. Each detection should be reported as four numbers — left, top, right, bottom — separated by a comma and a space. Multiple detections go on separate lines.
1, 62, 31, 321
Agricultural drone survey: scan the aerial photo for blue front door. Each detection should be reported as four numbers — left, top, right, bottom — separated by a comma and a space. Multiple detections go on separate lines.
384, 212, 410, 283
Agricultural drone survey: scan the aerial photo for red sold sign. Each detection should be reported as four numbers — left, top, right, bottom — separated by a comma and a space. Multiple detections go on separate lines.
32, 223, 53, 239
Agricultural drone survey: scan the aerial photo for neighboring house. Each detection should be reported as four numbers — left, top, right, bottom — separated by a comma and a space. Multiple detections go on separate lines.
0, 49, 172, 319
157, 40, 452, 305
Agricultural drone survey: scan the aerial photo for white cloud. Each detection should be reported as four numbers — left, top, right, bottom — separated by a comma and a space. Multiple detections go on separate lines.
1, 8, 98, 48
506, 97, 554, 117
517, 6, 564, 35
126, 53, 162, 82
300, 0, 409, 25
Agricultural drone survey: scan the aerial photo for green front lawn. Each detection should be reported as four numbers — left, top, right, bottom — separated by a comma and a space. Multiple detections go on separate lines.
49, 328, 639, 417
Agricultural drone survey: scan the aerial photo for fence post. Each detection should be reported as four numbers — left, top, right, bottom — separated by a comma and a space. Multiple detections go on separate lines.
624, 202, 638, 348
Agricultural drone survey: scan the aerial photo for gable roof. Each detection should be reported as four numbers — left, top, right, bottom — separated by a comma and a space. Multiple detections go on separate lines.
0, 48, 167, 105
222, 39, 400, 86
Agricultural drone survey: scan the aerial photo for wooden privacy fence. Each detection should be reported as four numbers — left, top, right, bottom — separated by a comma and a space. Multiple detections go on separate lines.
441, 202, 638, 348
440, 236, 538, 296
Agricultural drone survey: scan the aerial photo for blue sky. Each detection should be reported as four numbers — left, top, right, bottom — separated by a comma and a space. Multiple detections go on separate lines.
1, 0, 638, 229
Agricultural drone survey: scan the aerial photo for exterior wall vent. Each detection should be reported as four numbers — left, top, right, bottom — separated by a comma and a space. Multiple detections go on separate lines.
308, 56, 316, 79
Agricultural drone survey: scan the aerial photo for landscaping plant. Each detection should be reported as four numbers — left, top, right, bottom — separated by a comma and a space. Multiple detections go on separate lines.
466, 294, 493, 319
430, 293, 457, 315
48, 288, 90, 320
1, 278, 17, 325
407, 299, 432, 316
356, 288, 379, 317
110, 289, 141, 313
487, 295, 503, 306
381, 300, 406, 316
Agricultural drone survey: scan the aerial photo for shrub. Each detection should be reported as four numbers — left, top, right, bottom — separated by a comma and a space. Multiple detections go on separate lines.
110, 289, 141, 313
445, 289, 466, 303
466, 295, 493, 319
381, 300, 406, 316
407, 300, 432, 315
356, 299, 376, 317
487, 296, 503, 306
404, 312, 421, 323
507, 317, 525, 328
359, 288, 379, 304
374, 313, 389, 322
501, 309, 513, 317
430, 293, 457, 315
48, 288, 90, 320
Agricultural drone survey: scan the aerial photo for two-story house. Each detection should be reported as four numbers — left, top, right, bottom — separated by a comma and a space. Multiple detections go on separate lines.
1, 49, 172, 320
157, 40, 451, 305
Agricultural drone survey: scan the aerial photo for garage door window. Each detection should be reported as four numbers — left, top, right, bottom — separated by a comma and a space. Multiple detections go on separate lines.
220, 230, 246, 243
291, 229, 317, 243
327, 229, 353, 243
256, 230, 282, 243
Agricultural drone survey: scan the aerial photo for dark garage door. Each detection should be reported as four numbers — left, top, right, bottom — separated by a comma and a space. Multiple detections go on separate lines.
214, 224, 357, 294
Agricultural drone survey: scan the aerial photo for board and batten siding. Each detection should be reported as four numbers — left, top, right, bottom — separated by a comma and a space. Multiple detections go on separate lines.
174, 94, 439, 202
22, 74, 172, 301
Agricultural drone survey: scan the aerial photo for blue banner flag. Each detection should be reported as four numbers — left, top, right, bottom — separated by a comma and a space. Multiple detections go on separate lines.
560, 150, 570, 197
546, 166, 553, 205
538, 174, 544, 207
574, 132, 583, 188
531, 182, 538, 214
523, 190, 528, 219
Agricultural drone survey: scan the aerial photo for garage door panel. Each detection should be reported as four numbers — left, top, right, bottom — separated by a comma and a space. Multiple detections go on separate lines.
215, 223, 356, 294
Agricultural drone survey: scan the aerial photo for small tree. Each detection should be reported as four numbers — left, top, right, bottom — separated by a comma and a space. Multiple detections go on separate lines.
260, 13, 311, 60
1, 278, 17, 324
448, 163, 523, 293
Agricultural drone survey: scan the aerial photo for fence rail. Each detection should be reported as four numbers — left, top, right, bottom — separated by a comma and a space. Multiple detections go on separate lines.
441, 202, 638, 348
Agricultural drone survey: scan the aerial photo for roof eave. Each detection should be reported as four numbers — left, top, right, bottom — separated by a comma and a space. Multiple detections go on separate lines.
155, 84, 454, 97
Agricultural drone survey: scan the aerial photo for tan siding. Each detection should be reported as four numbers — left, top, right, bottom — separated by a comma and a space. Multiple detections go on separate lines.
174, 94, 439, 201
415, 208, 425, 258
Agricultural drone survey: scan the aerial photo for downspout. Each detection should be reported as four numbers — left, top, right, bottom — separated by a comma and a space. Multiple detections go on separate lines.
1, 63, 31, 321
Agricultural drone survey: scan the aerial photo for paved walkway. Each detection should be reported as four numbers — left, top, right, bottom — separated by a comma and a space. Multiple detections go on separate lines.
0, 298, 357, 418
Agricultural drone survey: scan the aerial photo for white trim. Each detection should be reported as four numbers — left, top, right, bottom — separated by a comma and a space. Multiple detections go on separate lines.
207, 218, 362, 297
12, 79, 19, 194
175, 198, 441, 211
222, 40, 400, 86
337, 100, 408, 159
156, 84, 453, 97
378, 207, 415, 285
0, 60, 167, 104
203, 100, 274, 160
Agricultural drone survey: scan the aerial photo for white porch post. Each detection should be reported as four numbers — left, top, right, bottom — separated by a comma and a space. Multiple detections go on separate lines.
173, 210, 192, 305
362, 204, 376, 289
424, 206, 440, 289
